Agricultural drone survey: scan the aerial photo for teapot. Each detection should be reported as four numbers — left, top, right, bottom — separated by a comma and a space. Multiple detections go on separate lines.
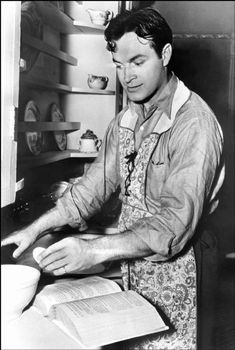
87, 74, 109, 90
79, 129, 102, 153
86, 8, 113, 26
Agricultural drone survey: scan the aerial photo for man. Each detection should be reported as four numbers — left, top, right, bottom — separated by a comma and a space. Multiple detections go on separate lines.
1, 7, 224, 349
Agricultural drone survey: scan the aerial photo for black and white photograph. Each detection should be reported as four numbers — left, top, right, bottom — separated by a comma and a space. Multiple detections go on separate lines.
1, 1, 234, 349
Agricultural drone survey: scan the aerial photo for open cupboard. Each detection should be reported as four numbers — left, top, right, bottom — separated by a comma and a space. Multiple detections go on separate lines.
1, 1, 125, 207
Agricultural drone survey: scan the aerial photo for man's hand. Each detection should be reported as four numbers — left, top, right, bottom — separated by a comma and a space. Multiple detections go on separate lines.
37, 230, 153, 275
38, 237, 98, 275
1, 207, 69, 260
1, 226, 38, 259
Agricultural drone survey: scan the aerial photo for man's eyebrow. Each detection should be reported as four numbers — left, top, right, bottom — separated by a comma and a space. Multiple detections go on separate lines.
112, 54, 147, 64
129, 54, 147, 62
112, 58, 121, 64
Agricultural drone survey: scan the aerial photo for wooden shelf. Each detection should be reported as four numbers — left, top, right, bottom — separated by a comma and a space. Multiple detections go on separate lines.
18, 150, 98, 168
72, 21, 105, 34
20, 77, 72, 93
69, 150, 98, 158
18, 122, 81, 132
20, 77, 115, 95
22, 34, 78, 65
71, 87, 115, 95
36, 1, 105, 34
17, 1, 114, 172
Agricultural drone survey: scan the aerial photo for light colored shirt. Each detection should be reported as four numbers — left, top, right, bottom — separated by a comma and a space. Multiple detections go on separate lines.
57, 73, 224, 261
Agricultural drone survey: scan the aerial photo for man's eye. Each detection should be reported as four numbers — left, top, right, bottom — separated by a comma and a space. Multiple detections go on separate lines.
134, 61, 144, 66
114, 64, 123, 70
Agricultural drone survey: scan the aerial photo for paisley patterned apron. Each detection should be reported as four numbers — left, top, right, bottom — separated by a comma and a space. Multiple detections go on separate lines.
118, 85, 197, 349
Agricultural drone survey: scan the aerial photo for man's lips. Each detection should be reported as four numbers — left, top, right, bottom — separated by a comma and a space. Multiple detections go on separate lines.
127, 84, 142, 92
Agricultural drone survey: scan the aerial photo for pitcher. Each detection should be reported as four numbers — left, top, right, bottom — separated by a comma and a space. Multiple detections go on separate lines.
87, 8, 113, 26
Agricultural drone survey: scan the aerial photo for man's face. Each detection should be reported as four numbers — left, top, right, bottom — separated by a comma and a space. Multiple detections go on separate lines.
112, 32, 165, 104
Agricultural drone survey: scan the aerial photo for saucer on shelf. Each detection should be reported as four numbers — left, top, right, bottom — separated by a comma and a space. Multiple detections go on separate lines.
24, 100, 43, 156
50, 103, 67, 151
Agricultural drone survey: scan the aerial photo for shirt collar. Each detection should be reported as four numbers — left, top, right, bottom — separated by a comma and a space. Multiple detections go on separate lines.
129, 72, 178, 121
121, 74, 191, 134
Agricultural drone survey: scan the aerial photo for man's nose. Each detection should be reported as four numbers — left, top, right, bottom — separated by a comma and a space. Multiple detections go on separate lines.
123, 66, 136, 84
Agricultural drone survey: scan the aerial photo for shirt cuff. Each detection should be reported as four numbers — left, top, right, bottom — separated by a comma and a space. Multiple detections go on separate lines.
56, 187, 88, 231
129, 218, 175, 262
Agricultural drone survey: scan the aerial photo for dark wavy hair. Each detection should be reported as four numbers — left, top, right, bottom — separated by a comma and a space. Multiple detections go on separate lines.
104, 7, 172, 58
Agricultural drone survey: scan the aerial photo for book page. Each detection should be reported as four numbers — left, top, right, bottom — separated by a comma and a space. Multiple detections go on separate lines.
33, 276, 121, 316
49, 290, 169, 348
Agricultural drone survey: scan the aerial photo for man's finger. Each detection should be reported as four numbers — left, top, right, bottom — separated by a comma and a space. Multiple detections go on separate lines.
1, 236, 18, 247
12, 244, 27, 259
40, 250, 66, 269
53, 265, 68, 276
43, 257, 67, 273
40, 238, 71, 260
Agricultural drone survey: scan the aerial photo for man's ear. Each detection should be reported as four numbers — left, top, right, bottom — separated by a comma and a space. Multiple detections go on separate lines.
162, 43, 172, 66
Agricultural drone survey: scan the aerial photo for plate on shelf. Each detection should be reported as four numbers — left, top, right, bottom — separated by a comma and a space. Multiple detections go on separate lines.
50, 103, 67, 151
24, 100, 43, 156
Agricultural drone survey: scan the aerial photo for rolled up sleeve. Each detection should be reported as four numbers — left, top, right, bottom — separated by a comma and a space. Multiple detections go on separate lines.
129, 110, 224, 261
56, 116, 121, 228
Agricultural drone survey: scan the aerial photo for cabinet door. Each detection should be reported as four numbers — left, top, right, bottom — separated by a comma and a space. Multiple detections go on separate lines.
1, 2, 21, 207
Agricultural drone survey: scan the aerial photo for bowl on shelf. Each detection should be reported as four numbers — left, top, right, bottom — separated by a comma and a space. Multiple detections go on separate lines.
2, 264, 41, 322
87, 74, 109, 90
86, 8, 113, 26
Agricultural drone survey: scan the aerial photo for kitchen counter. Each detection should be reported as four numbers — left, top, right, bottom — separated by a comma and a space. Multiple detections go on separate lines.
2, 303, 124, 350
2, 307, 81, 349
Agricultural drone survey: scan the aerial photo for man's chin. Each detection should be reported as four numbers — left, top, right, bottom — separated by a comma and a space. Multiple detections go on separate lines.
128, 96, 150, 105
127, 92, 146, 104
127, 88, 158, 105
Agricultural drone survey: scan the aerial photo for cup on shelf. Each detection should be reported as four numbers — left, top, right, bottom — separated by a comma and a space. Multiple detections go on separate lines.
87, 74, 109, 90
78, 129, 102, 153
86, 8, 113, 26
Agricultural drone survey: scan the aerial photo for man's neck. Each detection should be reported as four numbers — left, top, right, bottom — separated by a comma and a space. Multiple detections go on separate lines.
143, 71, 171, 112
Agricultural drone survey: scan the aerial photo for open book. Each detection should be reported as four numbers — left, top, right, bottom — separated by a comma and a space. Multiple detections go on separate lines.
32, 276, 169, 348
